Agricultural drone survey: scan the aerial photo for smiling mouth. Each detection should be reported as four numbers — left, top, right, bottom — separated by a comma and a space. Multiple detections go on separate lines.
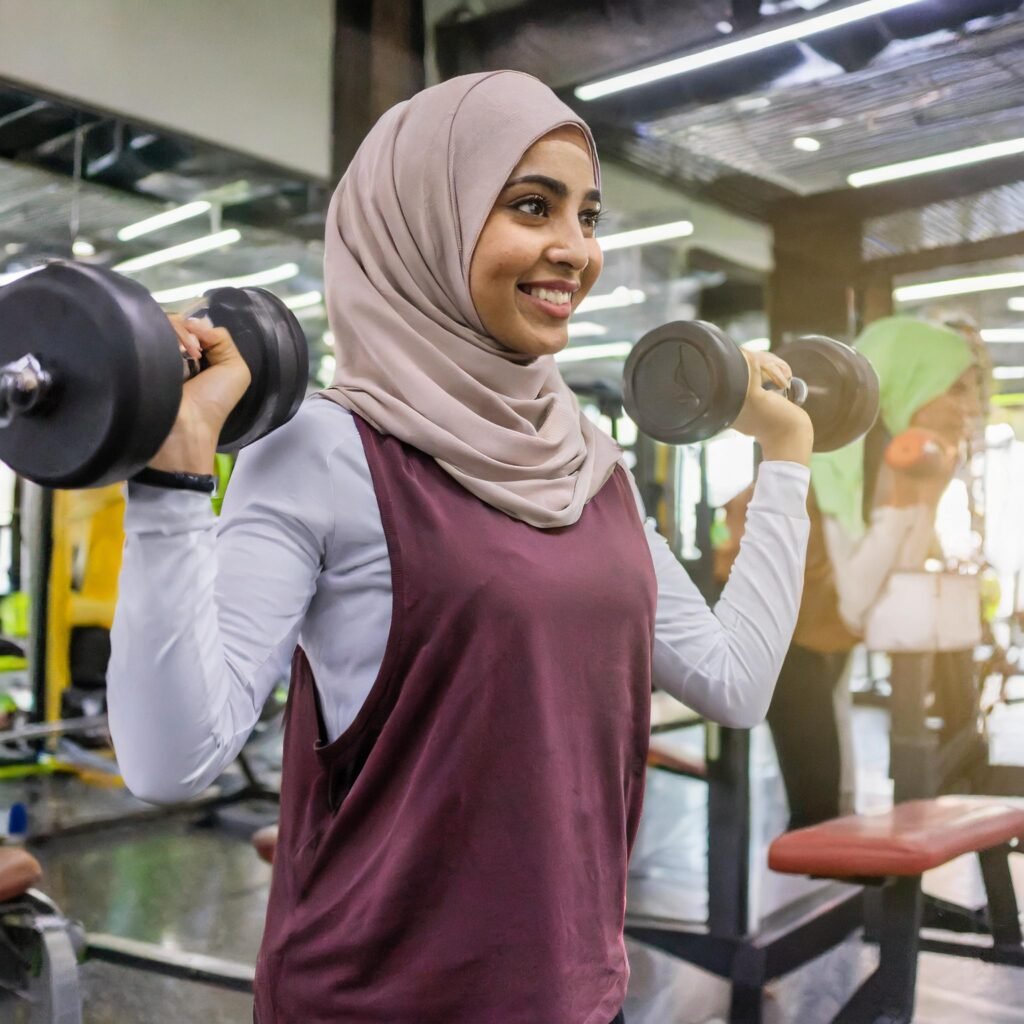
517, 284, 574, 320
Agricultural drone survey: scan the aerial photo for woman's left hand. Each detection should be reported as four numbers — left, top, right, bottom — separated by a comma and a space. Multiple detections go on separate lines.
731, 349, 814, 465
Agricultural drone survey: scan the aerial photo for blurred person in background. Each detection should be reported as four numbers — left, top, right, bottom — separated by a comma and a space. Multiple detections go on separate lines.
717, 317, 984, 828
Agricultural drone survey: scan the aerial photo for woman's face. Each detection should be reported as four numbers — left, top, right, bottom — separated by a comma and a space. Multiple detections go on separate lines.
910, 368, 983, 445
469, 127, 603, 357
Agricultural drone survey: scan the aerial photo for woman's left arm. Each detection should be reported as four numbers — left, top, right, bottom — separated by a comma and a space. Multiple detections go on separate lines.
627, 461, 811, 728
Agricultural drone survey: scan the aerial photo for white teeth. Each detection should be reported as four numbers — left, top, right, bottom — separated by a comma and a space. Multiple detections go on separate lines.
527, 287, 571, 305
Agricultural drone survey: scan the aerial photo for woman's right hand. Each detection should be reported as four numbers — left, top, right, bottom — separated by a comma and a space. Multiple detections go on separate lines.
731, 349, 815, 466
147, 315, 252, 474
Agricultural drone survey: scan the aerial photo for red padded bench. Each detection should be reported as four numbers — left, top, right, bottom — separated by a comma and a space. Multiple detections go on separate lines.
647, 737, 707, 780
0, 847, 42, 902
769, 796, 1024, 1024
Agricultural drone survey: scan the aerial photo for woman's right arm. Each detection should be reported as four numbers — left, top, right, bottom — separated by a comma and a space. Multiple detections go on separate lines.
108, 402, 334, 805
822, 502, 936, 635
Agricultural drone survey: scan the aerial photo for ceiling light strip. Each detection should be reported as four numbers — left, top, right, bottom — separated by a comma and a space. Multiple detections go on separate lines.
894, 271, 1024, 303
283, 291, 323, 311
117, 201, 213, 241
576, 287, 646, 313
599, 221, 693, 252
555, 342, 633, 363
114, 229, 242, 274
981, 329, 1024, 344
575, 0, 924, 100
849, 137, 1024, 188
151, 263, 301, 304
0, 265, 45, 288
567, 322, 608, 338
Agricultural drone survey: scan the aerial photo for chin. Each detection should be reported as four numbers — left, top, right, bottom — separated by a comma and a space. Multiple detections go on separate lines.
529, 326, 570, 357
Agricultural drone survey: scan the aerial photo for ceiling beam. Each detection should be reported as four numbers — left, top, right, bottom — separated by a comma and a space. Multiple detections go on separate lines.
770, 151, 1024, 223
859, 230, 1024, 285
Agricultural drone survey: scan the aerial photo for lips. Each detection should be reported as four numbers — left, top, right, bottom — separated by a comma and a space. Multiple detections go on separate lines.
517, 282, 576, 321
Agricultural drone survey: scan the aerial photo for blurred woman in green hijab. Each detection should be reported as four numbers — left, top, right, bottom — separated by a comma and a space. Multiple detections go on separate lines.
718, 316, 983, 828
767, 316, 982, 828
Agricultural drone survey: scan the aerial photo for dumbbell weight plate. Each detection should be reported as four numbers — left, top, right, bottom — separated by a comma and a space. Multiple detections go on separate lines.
0, 262, 182, 488
245, 288, 308, 439
622, 321, 749, 446
774, 335, 879, 452
199, 287, 309, 452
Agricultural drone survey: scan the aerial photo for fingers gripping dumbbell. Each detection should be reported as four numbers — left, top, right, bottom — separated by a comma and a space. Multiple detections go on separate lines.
0, 262, 309, 487
622, 320, 879, 452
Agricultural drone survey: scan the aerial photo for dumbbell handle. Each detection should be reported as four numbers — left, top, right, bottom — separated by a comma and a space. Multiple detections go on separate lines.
0, 346, 204, 428
0, 354, 53, 427
764, 376, 809, 407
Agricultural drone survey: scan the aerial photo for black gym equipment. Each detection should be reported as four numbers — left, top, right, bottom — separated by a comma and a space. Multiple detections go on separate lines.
0, 261, 309, 488
0, 878, 254, 1023
622, 320, 879, 452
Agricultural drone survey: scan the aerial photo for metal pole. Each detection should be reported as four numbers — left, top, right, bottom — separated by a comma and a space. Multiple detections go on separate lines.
25, 484, 54, 724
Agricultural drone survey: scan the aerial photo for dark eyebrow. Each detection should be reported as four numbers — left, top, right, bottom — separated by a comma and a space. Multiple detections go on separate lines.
503, 174, 602, 204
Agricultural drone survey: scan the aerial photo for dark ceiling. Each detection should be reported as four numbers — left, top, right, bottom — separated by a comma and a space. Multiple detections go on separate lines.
1, 0, 1022, 380
438, 0, 1024, 219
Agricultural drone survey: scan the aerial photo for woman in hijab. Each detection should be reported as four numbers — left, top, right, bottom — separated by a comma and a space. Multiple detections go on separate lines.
108, 72, 813, 1024
762, 317, 982, 829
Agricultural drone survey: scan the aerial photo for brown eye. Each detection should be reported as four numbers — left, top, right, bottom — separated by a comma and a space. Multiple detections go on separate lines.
512, 196, 550, 217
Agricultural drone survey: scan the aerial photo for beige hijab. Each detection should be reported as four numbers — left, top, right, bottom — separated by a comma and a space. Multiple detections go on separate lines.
321, 71, 621, 529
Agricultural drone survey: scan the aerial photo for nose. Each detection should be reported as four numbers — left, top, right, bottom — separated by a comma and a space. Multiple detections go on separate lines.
545, 215, 590, 272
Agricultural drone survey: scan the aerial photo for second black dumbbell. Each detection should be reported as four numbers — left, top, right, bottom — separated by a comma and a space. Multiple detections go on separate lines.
622, 320, 879, 452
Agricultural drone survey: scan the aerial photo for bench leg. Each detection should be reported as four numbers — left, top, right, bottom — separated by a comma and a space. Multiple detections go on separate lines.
833, 876, 923, 1024
979, 844, 1023, 949
729, 980, 763, 1024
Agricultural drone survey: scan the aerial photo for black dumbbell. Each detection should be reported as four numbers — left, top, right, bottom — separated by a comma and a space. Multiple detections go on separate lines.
621, 320, 879, 452
0, 261, 309, 488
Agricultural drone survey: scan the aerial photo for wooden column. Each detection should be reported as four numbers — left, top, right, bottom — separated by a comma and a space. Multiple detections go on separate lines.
332, 0, 425, 181
768, 202, 862, 343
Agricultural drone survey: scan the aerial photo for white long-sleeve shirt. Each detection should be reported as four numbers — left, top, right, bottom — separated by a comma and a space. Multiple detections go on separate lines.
822, 505, 936, 635
107, 397, 810, 804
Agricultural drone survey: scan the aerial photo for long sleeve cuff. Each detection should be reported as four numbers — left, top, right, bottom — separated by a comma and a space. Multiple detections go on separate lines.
124, 482, 217, 535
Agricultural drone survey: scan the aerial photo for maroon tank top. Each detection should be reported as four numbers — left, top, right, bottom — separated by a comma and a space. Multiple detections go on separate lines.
254, 417, 657, 1023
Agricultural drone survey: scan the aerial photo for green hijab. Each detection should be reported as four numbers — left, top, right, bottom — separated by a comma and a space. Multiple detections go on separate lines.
810, 317, 974, 538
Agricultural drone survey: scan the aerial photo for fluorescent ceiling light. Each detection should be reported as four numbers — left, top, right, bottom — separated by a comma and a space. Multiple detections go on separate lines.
993, 367, 1024, 380
1008, 297, 1024, 313
849, 137, 1024, 188
322, 331, 335, 346
576, 286, 646, 313
575, 0, 923, 100
283, 291, 322, 311
555, 341, 633, 363
118, 201, 212, 241
793, 137, 821, 152
315, 353, 337, 388
72, 239, 96, 257
567, 322, 608, 338
114, 229, 241, 274
295, 304, 327, 321
742, 337, 770, 351
599, 220, 693, 252
982, 329, 1024, 344
894, 271, 1024, 303
0, 265, 45, 288
151, 263, 301, 304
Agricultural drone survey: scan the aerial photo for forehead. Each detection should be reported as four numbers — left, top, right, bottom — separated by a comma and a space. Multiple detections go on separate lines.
507, 127, 596, 188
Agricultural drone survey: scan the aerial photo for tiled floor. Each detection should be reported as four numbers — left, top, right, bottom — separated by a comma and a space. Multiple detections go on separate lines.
1, 702, 1023, 1023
